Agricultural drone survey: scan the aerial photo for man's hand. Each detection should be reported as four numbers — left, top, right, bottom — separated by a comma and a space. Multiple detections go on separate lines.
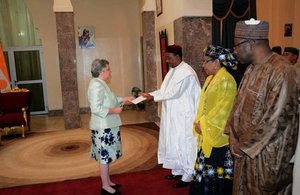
139, 92, 154, 101
229, 135, 243, 158
194, 121, 201, 134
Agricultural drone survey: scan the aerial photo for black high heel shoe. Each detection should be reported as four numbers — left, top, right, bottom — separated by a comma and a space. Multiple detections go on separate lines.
111, 183, 121, 190
101, 188, 121, 195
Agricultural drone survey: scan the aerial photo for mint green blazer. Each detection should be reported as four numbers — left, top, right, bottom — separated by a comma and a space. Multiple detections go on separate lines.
88, 78, 122, 130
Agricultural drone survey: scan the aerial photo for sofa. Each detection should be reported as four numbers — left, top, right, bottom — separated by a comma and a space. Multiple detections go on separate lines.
0, 87, 31, 144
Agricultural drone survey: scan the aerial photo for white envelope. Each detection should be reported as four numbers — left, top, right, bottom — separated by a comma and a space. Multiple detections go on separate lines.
131, 96, 146, 104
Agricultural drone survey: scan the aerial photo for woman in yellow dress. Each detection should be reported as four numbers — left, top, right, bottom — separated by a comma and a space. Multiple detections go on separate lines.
189, 45, 238, 195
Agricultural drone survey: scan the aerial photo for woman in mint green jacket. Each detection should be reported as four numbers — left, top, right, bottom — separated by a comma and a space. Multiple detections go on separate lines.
88, 59, 133, 194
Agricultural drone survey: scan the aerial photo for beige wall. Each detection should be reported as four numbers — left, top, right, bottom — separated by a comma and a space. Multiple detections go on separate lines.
26, 0, 142, 110
140, 0, 212, 116
257, 0, 300, 50
24, 0, 299, 111
26, 0, 62, 110
152, 0, 212, 87
155, 0, 212, 29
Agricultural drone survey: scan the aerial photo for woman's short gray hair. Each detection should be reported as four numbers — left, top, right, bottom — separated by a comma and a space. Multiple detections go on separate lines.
91, 59, 109, 78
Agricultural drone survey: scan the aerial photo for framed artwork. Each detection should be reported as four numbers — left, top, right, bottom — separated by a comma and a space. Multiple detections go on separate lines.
159, 29, 168, 79
284, 24, 292, 37
78, 26, 96, 49
156, 0, 162, 16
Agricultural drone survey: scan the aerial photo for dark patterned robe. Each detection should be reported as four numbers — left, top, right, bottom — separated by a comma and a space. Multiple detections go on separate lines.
225, 54, 299, 195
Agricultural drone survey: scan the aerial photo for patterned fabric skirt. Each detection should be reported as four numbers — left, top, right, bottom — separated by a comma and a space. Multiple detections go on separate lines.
90, 127, 122, 164
189, 146, 234, 195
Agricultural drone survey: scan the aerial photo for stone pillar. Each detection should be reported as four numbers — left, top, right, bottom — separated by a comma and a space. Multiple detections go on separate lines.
174, 17, 212, 86
142, 11, 158, 122
54, 1, 80, 129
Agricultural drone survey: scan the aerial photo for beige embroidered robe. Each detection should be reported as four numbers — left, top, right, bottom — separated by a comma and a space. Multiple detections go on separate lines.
225, 54, 299, 195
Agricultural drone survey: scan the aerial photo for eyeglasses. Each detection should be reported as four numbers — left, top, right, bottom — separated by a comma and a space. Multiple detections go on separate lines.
233, 40, 250, 48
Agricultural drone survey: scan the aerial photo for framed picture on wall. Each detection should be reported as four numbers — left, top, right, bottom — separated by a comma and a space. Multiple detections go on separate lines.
159, 29, 168, 79
284, 24, 292, 37
156, 0, 162, 16
78, 26, 96, 49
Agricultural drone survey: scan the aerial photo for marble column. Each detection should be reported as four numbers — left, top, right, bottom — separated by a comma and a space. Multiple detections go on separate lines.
174, 17, 212, 86
142, 11, 158, 122
54, 12, 80, 129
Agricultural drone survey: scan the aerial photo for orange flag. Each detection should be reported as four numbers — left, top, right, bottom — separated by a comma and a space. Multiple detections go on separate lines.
0, 43, 11, 91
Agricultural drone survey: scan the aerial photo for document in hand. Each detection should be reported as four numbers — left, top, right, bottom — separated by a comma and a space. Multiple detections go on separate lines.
131, 96, 146, 104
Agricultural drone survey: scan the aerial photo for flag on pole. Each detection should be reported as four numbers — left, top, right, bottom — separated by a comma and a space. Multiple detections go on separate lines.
0, 43, 11, 91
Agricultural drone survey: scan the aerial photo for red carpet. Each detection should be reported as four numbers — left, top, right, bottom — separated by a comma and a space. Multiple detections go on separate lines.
0, 168, 190, 195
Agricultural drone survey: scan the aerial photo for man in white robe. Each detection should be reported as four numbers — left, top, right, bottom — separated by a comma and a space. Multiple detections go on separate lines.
142, 45, 201, 188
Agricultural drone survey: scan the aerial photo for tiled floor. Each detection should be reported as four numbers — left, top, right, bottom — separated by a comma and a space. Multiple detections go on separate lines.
30, 110, 150, 132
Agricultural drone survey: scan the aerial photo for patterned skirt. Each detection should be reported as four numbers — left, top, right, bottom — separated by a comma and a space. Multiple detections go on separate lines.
189, 146, 234, 195
90, 127, 122, 164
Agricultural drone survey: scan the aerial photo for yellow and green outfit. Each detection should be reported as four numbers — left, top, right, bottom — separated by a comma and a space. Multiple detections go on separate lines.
191, 67, 237, 195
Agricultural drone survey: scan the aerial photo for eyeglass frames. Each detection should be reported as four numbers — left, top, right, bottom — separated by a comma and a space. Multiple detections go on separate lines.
233, 40, 250, 48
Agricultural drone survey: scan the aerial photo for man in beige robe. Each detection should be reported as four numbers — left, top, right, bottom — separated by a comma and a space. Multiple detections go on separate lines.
292, 69, 300, 195
225, 19, 299, 194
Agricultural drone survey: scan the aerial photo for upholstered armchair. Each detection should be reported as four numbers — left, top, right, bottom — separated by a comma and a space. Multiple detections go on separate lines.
0, 87, 31, 144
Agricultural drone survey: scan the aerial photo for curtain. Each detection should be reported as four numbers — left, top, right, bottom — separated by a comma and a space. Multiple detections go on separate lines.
212, 0, 256, 49
212, 0, 256, 86
0, 0, 40, 47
